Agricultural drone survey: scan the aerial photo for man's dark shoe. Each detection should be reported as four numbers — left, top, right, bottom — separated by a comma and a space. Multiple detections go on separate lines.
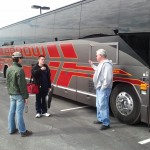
100, 125, 110, 130
93, 120, 102, 124
21, 130, 32, 137
10, 129, 18, 134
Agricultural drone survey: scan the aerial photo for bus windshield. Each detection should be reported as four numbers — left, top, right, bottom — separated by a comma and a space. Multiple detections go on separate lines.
120, 34, 150, 67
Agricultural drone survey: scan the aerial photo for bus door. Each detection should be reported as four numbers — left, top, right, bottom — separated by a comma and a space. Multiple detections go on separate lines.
89, 42, 119, 105
140, 37, 150, 125
149, 37, 150, 128
140, 36, 150, 125
140, 68, 150, 124
75, 43, 95, 106
76, 42, 118, 106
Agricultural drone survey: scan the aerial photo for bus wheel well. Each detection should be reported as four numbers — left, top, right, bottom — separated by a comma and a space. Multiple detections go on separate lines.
112, 82, 136, 93
112, 82, 133, 90
110, 82, 141, 124
4, 65, 8, 78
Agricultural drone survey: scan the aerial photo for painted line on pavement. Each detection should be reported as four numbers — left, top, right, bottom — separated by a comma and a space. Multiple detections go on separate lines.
138, 138, 150, 145
29, 94, 35, 96
60, 106, 89, 112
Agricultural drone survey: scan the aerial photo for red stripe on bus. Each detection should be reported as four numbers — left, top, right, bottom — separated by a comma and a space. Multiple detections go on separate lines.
50, 69, 57, 82
47, 44, 60, 58
32, 46, 46, 57
57, 71, 92, 86
0, 48, 4, 56
23, 66, 32, 78
60, 43, 77, 59
22, 47, 32, 57
63, 62, 93, 71
2, 48, 10, 56
22, 65, 148, 88
49, 61, 60, 68
56, 71, 147, 87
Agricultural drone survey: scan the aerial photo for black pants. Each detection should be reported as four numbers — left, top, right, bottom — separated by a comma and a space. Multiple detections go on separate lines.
35, 90, 47, 114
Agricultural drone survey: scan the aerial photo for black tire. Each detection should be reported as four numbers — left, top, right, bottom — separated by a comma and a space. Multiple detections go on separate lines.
110, 83, 141, 124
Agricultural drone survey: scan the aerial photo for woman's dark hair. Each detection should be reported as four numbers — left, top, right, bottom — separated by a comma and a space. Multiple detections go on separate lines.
38, 55, 45, 58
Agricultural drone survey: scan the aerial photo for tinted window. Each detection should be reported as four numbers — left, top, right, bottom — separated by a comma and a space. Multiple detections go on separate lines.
21, 19, 37, 44
10, 25, 22, 45
119, 0, 150, 33
54, 5, 81, 41
80, 0, 120, 38
121, 34, 150, 66
91, 43, 118, 64
35, 13, 55, 43
0, 28, 12, 46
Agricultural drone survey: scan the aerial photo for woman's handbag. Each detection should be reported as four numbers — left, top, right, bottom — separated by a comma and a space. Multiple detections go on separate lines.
27, 76, 39, 94
27, 83, 39, 94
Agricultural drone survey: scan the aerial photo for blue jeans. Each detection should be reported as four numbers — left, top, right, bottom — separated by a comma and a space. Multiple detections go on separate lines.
8, 95, 26, 134
96, 87, 112, 126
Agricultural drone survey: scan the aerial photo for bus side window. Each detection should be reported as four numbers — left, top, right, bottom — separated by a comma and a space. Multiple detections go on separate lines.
90, 43, 118, 64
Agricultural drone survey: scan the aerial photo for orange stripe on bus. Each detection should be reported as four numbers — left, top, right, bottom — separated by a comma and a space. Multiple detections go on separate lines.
113, 69, 132, 76
113, 77, 149, 87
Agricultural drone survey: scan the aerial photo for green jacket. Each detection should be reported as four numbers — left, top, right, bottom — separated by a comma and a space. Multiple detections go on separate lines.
6, 62, 29, 99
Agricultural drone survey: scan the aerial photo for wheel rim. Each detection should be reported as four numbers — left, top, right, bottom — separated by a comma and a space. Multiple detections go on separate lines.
116, 92, 134, 116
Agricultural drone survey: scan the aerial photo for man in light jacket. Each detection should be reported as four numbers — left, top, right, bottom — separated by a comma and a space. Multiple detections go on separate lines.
89, 49, 113, 130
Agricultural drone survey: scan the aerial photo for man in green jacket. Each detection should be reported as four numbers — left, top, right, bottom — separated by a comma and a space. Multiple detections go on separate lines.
6, 52, 32, 137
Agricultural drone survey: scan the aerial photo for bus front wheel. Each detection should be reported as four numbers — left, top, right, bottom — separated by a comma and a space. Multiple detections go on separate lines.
110, 83, 140, 124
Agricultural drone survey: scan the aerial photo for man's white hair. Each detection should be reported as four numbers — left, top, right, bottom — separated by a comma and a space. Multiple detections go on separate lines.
96, 49, 107, 57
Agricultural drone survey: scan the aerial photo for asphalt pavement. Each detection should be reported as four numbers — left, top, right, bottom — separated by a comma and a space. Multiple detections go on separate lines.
0, 77, 150, 150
